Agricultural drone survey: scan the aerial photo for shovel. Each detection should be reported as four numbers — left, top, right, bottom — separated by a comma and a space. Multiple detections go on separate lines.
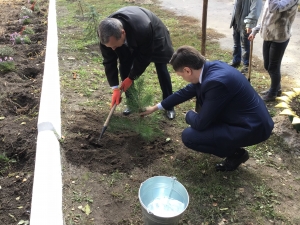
98, 90, 123, 140
248, 39, 253, 82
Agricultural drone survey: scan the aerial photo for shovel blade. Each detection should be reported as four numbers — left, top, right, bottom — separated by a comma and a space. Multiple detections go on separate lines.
98, 126, 107, 141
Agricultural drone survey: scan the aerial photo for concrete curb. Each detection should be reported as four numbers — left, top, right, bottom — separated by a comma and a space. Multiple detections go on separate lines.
30, 0, 63, 223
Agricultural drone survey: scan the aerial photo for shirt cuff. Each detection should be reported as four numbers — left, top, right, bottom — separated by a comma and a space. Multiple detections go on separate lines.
111, 86, 119, 89
157, 103, 164, 110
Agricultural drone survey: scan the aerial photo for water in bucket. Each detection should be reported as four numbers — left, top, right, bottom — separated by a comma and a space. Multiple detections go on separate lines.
139, 176, 189, 225
147, 196, 185, 217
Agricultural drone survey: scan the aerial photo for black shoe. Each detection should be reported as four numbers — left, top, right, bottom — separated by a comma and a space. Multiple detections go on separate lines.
215, 149, 249, 172
260, 89, 282, 96
123, 108, 131, 116
261, 94, 277, 102
240, 65, 249, 74
228, 61, 241, 68
166, 109, 176, 120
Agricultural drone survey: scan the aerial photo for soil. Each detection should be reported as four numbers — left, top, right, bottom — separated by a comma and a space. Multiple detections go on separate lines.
290, 95, 300, 116
0, 0, 48, 224
1, 0, 300, 225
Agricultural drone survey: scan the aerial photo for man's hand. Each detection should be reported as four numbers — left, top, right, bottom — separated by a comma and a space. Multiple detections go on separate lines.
120, 77, 133, 92
111, 88, 121, 108
139, 105, 158, 117
248, 33, 256, 41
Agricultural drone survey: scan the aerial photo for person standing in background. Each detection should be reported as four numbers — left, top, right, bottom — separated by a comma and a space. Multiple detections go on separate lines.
249, 0, 299, 102
229, 0, 262, 75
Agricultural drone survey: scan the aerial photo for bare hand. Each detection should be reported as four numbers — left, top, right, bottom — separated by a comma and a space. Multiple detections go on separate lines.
246, 28, 252, 34
248, 33, 255, 41
139, 105, 158, 117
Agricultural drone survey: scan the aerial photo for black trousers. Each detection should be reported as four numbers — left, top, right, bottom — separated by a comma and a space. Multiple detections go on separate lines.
118, 49, 173, 110
263, 39, 289, 95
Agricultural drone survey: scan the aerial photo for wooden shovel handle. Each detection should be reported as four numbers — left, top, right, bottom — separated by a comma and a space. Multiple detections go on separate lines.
103, 90, 123, 127
248, 40, 253, 81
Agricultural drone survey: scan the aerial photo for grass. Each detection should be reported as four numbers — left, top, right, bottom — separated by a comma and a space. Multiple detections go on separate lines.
0, 153, 16, 175
0, 61, 15, 73
58, 0, 300, 224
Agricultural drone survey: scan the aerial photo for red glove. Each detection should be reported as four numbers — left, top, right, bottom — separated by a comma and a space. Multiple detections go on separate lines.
111, 89, 121, 108
120, 77, 133, 92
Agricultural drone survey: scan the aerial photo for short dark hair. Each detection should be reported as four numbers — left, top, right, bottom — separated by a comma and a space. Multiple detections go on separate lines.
98, 18, 123, 44
169, 45, 206, 71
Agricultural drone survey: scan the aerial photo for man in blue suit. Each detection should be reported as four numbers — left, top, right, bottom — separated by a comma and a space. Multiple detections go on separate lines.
141, 46, 274, 171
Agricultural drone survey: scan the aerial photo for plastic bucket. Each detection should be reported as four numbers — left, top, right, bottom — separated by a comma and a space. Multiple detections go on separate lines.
138, 176, 189, 225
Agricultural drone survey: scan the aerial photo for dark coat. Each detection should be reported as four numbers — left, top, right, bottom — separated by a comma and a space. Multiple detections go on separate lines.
100, 6, 174, 86
161, 61, 274, 149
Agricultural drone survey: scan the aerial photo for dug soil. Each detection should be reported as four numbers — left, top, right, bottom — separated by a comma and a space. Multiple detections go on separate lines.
0, 0, 48, 224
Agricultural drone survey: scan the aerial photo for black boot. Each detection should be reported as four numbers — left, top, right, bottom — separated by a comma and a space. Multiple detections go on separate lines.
228, 61, 241, 68
215, 148, 249, 172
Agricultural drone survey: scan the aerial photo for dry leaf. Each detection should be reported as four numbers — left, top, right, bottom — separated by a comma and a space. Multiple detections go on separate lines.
220, 208, 228, 211
18, 220, 29, 225
9, 213, 17, 221
82, 204, 91, 216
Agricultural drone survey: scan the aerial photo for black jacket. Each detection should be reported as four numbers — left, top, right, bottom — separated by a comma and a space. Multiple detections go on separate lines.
100, 6, 174, 86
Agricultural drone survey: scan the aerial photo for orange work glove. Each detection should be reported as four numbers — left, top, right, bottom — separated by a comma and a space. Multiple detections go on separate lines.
111, 89, 121, 108
120, 77, 133, 92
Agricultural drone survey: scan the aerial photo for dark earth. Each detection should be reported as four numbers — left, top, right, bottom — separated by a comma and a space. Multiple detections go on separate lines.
0, 0, 47, 224
62, 110, 175, 174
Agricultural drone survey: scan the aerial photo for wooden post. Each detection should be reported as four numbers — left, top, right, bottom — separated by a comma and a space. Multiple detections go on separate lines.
196, 0, 208, 112
201, 0, 208, 56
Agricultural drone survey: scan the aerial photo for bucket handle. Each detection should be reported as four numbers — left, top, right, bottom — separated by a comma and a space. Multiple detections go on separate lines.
146, 177, 177, 215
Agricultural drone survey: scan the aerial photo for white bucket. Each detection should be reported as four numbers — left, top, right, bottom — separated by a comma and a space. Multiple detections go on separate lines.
138, 176, 189, 225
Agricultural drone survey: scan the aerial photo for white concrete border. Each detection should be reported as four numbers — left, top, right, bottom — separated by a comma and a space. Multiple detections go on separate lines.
30, 0, 63, 223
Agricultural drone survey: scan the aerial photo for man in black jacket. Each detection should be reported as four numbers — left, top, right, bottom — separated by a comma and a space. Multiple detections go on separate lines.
98, 6, 175, 119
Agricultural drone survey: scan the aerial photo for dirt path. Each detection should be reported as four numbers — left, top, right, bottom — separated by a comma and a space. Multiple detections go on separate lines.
158, 0, 300, 85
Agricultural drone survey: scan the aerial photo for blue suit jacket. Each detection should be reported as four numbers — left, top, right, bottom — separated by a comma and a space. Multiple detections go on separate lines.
161, 61, 274, 149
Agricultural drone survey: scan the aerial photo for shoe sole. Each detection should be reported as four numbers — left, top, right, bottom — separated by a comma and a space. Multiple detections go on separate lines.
216, 151, 249, 172
260, 90, 282, 96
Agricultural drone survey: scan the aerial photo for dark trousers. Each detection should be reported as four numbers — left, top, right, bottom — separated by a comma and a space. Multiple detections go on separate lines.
181, 127, 238, 158
232, 28, 250, 66
119, 51, 173, 110
263, 39, 289, 95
